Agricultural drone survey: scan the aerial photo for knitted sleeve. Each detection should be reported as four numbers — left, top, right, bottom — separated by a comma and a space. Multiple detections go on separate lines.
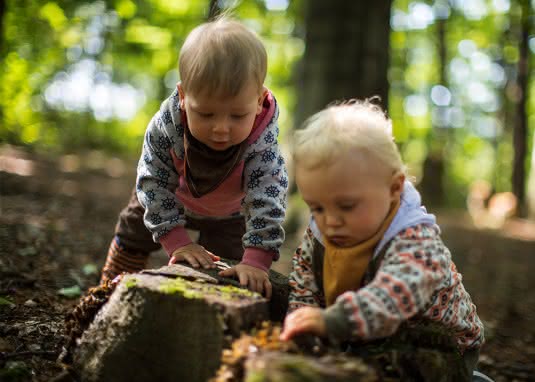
288, 227, 325, 312
323, 225, 452, 343
240, 104, 288, 270
136, 93, 192, 251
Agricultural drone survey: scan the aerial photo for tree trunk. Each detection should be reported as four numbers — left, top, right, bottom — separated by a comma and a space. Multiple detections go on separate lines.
0, 0, 5, 52
420, 16, 448, 207
73, 265, 272, 382
296, 1, 392, 127
512, 0, 530, 217
495, 16, 514, 193
0, 0, 6, 124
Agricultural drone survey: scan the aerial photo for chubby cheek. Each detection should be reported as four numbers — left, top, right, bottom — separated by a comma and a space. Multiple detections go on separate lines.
188, 122, 207, 140
347, 209, 384, 236
233, 118, 256, 141
345, 216, 372, 235
186, 114, 199, 131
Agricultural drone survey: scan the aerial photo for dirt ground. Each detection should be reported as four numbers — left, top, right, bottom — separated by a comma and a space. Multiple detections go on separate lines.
1, 144, 534, 381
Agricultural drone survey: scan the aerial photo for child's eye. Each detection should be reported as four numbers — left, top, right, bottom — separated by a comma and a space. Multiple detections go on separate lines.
339, 204, 355, 211
197, 111, 213, 118
310, 207, 323, 214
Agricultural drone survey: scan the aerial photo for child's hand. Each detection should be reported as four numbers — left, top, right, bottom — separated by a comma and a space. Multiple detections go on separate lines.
219, 264, 272, 299
280, 307, 326, 341
169, 243, 220, 269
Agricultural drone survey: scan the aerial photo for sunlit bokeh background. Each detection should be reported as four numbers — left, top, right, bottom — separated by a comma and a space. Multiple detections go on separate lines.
1, 0, 534, 215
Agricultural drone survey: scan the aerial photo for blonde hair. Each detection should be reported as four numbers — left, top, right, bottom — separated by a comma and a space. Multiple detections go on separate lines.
293, 99, 406, 175
178, 16, 267, 97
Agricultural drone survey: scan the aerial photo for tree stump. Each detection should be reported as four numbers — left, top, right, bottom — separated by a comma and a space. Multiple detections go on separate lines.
245, 352, 378, 382
209, 322, 378, 382
73, 264, 270, 382
210, 321, 471, 382
143, 260, 290, 323
69, 263, 469, 381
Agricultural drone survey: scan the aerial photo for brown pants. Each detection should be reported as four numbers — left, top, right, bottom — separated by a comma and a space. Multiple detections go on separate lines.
115, 189, 245, 260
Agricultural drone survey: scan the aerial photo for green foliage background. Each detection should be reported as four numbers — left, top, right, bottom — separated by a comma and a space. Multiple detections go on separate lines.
0, 0, 533, 209
0, 0, 305, 153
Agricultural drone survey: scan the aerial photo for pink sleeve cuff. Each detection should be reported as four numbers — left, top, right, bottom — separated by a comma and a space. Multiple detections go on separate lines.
241, 248, 275, 273
159, 226, 193, 256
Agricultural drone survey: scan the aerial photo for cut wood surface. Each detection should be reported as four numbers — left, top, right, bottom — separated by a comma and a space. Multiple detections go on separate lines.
74, 265, 270, 382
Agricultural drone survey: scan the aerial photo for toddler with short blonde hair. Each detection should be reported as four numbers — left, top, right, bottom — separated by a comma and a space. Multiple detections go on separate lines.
282, 99, 484, 375
293, 99, 405, 174
101, 16, 288, 299
179, 18, 267, 97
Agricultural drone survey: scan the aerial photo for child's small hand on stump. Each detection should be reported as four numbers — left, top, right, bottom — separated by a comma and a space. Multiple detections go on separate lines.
280, 307, 326, 341
219, 263, 272, 300
169, 243, 220, 269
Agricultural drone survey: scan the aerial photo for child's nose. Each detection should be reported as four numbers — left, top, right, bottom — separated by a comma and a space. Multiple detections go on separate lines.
324, 213, 342, 226
212, 119, 230, 134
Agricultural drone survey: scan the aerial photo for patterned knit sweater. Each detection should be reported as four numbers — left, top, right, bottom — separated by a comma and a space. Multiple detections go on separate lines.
136, 88, 288, 267
288, 200, 484, 352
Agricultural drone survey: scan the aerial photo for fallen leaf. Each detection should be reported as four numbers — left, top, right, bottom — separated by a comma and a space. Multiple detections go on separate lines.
58, 285, 82, 299
17, 246, 37, 256
82, 263, 98, 276
0, 296, 15, 306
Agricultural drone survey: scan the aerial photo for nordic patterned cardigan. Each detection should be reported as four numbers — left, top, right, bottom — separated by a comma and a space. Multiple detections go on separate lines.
288, 224, 485, 352
136, 88, 288, 270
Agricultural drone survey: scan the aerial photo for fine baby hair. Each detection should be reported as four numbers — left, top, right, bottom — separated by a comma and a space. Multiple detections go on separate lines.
178, 15, 267, 97
293, 98, 407, 176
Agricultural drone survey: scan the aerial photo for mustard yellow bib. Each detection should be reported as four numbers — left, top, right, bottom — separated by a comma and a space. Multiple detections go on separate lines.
323, 199, 400, 306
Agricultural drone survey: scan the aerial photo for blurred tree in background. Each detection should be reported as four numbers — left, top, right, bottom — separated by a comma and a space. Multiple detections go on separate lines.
388, 0, 533, 216
0, 0, 304, 153
295, 0, 392, 125
0, 0, 533, 216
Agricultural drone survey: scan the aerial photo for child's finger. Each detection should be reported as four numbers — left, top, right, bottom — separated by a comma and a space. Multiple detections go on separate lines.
218, 267, 236, 278
184, 253, 200, 268
238, 271, 249, 288
196, 253, 214, 269
204, 252, 218, 268
284, 311, 308, 329
252, 279, 262, 295
264, 279, 272, 300
208, 252, 220, 262
281, 319, 313, 341
280, 323, 300, 341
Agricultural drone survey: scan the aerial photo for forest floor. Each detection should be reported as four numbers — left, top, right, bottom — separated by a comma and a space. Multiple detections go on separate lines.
1, 144, 534, 382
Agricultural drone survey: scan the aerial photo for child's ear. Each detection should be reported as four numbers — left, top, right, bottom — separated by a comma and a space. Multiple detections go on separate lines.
256, 87, 268, 115
177, 83, 186, 109
390, 171, 405, 200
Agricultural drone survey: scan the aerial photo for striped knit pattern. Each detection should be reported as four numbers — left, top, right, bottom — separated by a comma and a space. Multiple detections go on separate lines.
288, 224, 484, 352
100, 237, 149, 284
136, 88, 288, 256
288, 228, 326, 310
